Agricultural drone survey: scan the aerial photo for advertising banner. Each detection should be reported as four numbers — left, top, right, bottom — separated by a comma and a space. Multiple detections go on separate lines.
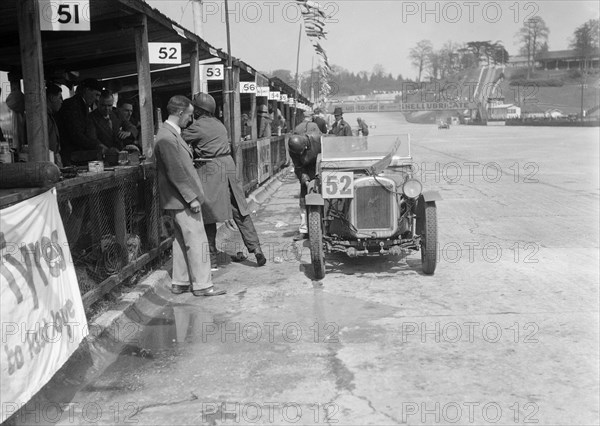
1, 189, 87, 422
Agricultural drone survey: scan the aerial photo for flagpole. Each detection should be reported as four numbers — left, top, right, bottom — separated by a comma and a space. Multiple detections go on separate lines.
310, 56, 315, 104
293, 23, 302, 129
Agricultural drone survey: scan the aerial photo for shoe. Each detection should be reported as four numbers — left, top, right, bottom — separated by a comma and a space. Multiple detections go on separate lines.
211, 264, 219, 272
171, 284, 190, 294
293, 232, 308, 241
255, 252, 267, 267
192, 286, 227, 297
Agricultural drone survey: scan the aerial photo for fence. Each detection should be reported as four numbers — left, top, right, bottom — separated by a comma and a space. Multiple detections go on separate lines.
55, 164, 169, 310
241, 134, 288, 196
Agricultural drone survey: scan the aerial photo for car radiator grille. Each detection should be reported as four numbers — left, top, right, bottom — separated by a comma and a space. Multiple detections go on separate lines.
355, 184, 393, 230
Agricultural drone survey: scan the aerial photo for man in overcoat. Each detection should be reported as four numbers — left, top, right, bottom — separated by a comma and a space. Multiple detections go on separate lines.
182, 93, 266, 269
155, 95, 225, 296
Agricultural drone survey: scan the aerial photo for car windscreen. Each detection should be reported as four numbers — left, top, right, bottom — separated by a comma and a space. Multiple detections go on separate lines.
320, 135, 408, 163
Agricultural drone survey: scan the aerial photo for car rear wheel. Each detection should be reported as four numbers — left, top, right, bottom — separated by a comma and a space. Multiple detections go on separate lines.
416, 197, 437, 275
307, 205, 326, 279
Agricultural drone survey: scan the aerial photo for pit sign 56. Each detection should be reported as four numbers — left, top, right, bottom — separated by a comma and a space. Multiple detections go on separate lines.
322, 171, 354, 198
239, 82, 257, 93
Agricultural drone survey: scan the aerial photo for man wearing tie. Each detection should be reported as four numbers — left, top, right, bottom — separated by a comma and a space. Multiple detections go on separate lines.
86, 90, 124, 153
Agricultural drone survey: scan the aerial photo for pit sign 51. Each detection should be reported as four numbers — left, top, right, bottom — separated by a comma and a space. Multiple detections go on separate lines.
322, 171, 354, 198
38, 0, 90, 31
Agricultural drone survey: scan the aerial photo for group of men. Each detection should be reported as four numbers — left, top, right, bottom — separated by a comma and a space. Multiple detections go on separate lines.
43, 78, 140, 166
289, 106, 369, 240
155, 93, 268, 297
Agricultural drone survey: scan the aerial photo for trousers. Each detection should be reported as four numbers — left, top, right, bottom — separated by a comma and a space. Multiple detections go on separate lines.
167, 208, 212, 290
205, 184, 261, 264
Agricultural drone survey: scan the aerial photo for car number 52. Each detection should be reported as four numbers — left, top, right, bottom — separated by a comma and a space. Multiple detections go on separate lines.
322, 171, 354, 199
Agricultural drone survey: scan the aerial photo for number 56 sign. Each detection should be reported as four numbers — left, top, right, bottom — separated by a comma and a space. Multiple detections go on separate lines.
321, 171, 354, 199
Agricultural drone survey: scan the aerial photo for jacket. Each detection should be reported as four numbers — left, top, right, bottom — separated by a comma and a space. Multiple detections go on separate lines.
155, 122, 205, 210
182, 115, 250, 223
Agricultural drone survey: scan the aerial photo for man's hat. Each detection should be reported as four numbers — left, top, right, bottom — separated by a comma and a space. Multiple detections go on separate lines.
333, 107, 343, 116
79, 78, 104, 92
6, 90, 25, 114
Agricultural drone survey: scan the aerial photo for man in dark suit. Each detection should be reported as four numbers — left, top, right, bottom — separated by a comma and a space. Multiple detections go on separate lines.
329, 107, 353, 136
155, 95, 225, 297
57, 78, 104, 165
86, 90, 124, 154
182, 93, 266, 270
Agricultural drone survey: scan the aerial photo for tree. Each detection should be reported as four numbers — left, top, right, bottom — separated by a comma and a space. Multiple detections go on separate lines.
490, 42, 510, 65
570, 19, 600, 71
270, 69, 294, 85
466, 41, 492, 65
515, 16, 549, 78
427, 50, 442, 80
409, 40, 433, 82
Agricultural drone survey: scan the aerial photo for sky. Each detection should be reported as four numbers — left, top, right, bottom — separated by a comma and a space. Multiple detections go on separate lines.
147, 0, 600, 79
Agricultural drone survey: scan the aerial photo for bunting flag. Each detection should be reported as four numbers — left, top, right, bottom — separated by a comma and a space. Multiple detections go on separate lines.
295, 0, 333, 100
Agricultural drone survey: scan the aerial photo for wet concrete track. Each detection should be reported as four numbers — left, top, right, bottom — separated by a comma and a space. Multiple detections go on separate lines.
9, 114, 599, 425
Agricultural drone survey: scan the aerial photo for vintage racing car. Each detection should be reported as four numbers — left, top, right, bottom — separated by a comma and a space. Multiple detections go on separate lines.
438, 121, 450, 129
304, 135, 441, 279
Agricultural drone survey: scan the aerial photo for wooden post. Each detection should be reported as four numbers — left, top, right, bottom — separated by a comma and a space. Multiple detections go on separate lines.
250, 93, 257, 140
223, 75, 232, 140
17, 0, 48, 162
232, 66, 242, 177
133, 15, 155, 158
190, 43, 200, 95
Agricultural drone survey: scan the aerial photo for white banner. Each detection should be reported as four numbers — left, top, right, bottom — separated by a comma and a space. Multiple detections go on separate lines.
1, 189, 87, 422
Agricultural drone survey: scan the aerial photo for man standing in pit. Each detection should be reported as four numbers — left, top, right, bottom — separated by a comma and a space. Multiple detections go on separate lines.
329, 107, 353, 136
182, 93, 267, 270
155, 95, 225, 297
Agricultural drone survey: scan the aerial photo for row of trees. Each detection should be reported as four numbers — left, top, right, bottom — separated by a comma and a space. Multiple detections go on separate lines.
409, 40, 510, 82
410, 17, 599, 82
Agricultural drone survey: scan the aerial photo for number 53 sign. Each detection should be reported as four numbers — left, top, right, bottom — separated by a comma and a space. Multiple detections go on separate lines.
321, 171, 354, 199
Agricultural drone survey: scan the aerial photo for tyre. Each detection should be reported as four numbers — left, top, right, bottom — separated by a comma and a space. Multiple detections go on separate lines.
416, 197, 437, 275
307, 205, 326, 279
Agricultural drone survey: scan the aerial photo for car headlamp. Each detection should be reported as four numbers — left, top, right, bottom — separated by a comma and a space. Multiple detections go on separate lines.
402, 179, 422, 198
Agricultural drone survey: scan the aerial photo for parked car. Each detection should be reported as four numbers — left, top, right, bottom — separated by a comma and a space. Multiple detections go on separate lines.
304, 135, 441, 279
438, 121, 450, 129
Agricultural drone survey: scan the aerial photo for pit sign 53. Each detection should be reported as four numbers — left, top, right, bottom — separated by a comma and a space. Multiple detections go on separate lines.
202, 65, 224, 80
322, 171, 354, 198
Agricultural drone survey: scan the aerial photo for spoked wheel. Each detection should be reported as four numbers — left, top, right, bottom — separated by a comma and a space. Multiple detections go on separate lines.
307, 205, 326, 279
416, 196, 438, 275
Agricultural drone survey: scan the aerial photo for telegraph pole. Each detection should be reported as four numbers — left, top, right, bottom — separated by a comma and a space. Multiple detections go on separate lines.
191, 0, 208, 93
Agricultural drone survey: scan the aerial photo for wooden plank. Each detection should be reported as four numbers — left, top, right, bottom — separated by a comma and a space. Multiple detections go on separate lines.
250, 93, 257, 140
16, 0, 48, 162
82, 237, 173, 309
134, 15, 155, 158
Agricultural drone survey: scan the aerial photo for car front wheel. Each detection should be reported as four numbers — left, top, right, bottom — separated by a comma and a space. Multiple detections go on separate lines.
307, 205, 326, 279
416, 197, 437, 275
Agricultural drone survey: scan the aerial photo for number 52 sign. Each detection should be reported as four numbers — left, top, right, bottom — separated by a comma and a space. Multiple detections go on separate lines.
149, 43, 181, 64
321, 171, 354, 199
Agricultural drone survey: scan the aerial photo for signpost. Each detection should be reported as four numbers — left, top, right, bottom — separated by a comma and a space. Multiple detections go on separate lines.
38, 0, 90, 31
201, 64, 224, 80
148, 43, 182, 64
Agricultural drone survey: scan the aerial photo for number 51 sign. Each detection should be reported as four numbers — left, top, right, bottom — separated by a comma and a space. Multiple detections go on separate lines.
39, 0, 90, 31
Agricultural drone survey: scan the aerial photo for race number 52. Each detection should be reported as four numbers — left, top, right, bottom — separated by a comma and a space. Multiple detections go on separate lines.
322, 171, 354, 199
39, 0, 90, 31
149, 43, 181, 64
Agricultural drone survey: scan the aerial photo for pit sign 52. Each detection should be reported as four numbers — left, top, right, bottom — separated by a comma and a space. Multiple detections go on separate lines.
322, 171, 354, 198
149, 43, 181, 64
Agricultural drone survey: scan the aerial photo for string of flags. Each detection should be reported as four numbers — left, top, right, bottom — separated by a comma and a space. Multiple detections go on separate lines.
295, 0, 332, 99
